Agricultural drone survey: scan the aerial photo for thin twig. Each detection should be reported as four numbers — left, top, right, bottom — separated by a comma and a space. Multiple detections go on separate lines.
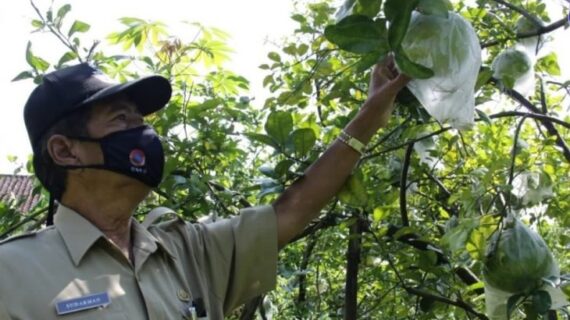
29, 0, 84, 63
0, 207, 48, 239
491, 0, 542, 27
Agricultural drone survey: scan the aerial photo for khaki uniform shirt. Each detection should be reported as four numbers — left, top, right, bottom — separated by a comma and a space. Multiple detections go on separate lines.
0, 204, 278, 320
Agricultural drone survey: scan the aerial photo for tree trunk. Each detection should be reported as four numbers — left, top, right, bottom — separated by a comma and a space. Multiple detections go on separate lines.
344, 217, 363, 320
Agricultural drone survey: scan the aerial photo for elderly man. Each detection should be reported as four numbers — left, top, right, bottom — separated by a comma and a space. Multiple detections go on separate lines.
0, 60, 408, 319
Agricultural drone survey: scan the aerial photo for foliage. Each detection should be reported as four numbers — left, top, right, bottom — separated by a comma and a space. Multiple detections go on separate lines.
3, 0, 570, 319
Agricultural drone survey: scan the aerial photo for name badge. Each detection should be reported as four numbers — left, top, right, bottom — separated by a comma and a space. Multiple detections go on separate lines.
55, 292, 111, 315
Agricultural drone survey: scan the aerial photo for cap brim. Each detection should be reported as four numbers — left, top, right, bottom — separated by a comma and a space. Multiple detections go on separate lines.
82, 75, 172, 116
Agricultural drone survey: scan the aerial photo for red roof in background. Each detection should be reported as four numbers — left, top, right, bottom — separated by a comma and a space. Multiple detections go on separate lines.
0, 175, 41, 213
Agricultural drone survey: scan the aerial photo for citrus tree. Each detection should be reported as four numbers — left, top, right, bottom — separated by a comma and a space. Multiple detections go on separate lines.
4, 0, 570, 319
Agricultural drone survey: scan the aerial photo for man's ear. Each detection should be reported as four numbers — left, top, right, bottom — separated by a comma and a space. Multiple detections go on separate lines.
47, 134, 81, 166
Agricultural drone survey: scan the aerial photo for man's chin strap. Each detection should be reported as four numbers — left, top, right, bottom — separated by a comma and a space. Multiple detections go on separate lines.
46, 194, 55, 226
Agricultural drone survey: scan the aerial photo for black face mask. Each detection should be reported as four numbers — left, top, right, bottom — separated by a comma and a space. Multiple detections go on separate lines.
67, 125, 165, 187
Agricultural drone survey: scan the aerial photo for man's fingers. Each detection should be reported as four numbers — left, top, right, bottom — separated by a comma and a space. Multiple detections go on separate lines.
390, 73, 412, 91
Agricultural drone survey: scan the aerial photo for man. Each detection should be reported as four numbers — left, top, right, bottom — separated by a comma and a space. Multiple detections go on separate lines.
0, 59, 409, 319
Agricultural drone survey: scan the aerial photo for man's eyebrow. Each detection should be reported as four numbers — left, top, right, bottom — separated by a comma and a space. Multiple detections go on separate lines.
108, 100, 139, 114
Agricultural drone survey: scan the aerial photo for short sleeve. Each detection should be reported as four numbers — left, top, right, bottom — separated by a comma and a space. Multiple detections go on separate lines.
194, 205, 278, 314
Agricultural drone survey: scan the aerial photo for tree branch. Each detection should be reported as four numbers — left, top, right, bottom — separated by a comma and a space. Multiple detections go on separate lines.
490, 0, 542, 26
366, 116, 412, 152
499, 84, 570, 162
297, 234, 318, 304
400, 143, 414, 227
489, 111, 570, 129
363, 127, 452, 160
30, 0, 84, 63
481, 17, 567, 48
344, 215, 364, 320
508, 116, 529, 187
403, 287, 489, 320
381, 249, 488, 319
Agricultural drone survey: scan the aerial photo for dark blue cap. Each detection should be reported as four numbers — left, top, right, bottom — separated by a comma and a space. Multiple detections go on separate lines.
23, 63, 172, 152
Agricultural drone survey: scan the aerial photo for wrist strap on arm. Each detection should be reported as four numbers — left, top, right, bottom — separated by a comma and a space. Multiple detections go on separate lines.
337, 131, 366, 156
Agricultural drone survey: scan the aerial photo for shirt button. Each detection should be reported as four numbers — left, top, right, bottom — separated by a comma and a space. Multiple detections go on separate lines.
178, 289, 190, 301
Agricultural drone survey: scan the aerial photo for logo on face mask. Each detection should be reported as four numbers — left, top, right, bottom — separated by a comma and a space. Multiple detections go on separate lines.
129, 149, 146, 167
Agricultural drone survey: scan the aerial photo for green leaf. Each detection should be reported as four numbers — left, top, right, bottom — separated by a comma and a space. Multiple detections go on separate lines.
354, 0, 383, 18
25, 41, 50, 72
274, 160, 294, 177
373, 206, 392, 222
355, 52, 384, 73
259, 164, 276, 178
68, 20, 90, 37
386, 0, 418, 49
536, 52, 561, 76
475, 109, 492, 125
289, 128, 316, 157
383, 0, 399, 21
475, 67, 493, 91
465, 228, 485, 260
297, 44, 309, 56
324, 15, 388, 54
507, 293, 524, 319
258, 179, 284, 199
416, 0, 449, 18
25, 41, 33, 67
530, 290, 552, 315
57, 4, 72, 20
441, 217, 478, 254
244, 133, 279, 149
31, 20, 44, 28
57, 52, 78, 67
267, 52, 281, 62
338, 171, 368, 207
394, 48, 434, 79
11, 71, 34, 82
265, 111, 293, 145
502, 75, 516, 90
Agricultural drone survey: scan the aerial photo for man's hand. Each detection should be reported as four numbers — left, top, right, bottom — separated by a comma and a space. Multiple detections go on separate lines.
273, 57, 411, 248
361, 56, 411, 129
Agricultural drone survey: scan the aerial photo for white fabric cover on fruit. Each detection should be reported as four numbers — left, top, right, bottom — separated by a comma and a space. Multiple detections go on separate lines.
401, 11, 482, 130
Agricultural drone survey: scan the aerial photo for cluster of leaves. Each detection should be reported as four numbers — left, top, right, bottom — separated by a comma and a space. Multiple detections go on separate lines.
3, 0, 570, 319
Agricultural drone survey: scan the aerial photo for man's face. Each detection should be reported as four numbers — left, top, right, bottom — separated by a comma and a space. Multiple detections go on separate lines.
63, 95, 152, 194
87, 96, 145, 139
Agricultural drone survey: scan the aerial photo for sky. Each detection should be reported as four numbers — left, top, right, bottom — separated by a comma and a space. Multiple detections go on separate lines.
0, 0, 569, 174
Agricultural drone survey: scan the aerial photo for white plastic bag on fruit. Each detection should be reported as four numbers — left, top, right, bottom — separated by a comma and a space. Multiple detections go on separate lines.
492, 46, 535, 97
483, 214, 568, 319
485, 283, 568, 320
400, 11, 481, 130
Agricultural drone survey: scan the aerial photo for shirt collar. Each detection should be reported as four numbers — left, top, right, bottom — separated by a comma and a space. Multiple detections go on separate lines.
54, 205, 174, 267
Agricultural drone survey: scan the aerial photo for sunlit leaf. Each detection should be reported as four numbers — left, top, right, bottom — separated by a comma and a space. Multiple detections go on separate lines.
68, 20, 90, 37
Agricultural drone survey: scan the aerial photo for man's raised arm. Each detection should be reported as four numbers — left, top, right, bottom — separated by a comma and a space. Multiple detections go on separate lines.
273, 58, 411, 248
